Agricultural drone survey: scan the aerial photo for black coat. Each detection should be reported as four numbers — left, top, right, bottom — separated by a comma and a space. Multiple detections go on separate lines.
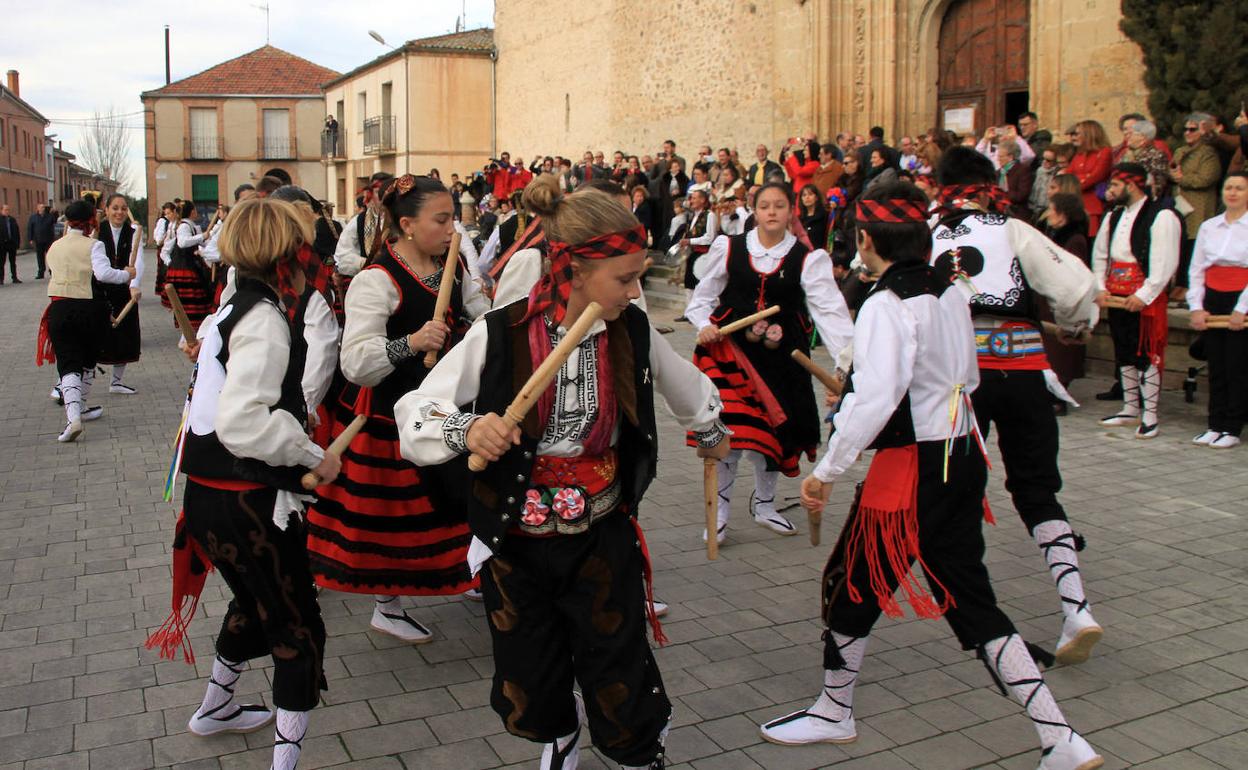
746, 159, 783, 186
0, 216, 19, 249
28, 212, 57, 245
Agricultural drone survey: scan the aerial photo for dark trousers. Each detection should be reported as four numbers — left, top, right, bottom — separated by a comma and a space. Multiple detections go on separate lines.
1, 246, 14, 281
183, 480, 327, 711
1107, 308, 1149, 370
48, 299, 107, 378
34, 242, 49, 277
1177, 237, 1195, 289
823, 440, 1016, 651
480, 513, 670, 767
1204, 288, 1248, 435
971, 369, 1067, 531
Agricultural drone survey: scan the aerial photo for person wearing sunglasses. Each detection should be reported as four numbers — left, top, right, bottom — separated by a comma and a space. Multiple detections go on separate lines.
1170, 113, 1223, 301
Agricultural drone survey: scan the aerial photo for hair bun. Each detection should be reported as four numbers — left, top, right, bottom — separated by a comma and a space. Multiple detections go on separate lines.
522, 174, 562, 218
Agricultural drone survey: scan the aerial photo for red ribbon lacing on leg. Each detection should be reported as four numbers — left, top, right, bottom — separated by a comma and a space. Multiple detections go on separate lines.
630, 518, 669, 646
842, 446, 954, 620
144, 511, 213, 664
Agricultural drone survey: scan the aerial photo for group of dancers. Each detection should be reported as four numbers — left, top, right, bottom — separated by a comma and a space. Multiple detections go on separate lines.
45, 145, 1248, 770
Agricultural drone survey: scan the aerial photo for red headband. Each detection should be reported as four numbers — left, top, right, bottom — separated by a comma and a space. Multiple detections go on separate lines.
524, 225, 647, 325
855, 198, 930, 224
357, 178, 387, 205
937, 183, 1011, 216
1111, 169, 1147, 189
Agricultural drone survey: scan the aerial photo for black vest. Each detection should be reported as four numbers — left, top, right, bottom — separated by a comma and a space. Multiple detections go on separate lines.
711, 234, 812, 346
367, 246, 468, 419
466, 300, 658, 553
842, 261, 952, 450
1106, 198, 1168, 274
180, 279, 310, 491
169, 222, 202, 271
92, 222, 134, 300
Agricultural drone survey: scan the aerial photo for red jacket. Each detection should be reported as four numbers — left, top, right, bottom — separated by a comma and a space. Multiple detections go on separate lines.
784, 154, 820, 193
1068, 147, 1112, 235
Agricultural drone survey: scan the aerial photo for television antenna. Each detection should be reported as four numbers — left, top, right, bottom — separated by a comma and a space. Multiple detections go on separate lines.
250, 3, 270, 44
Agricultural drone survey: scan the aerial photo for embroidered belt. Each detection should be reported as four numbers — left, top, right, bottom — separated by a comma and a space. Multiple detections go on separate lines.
1106, 260, 1145, 296
516, 451, 622, 536
974, 325, 1045, 358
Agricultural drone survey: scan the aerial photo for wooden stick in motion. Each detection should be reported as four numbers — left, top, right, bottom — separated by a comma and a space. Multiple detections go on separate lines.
111, 297, 138, 328
791, 350, 843, 396
301, 414, 367, 490
719, 305, 780, 336
425, 231, 463, 368
704, 458, 718, 560
467, 301, 605, 472
163, 284, 197, 344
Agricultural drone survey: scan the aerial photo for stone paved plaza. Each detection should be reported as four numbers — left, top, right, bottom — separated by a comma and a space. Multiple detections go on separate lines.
1, 248, 1246, 770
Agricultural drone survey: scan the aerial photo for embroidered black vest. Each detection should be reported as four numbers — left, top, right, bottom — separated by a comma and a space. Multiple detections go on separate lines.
931, 210, 1038, 322
842, 261, 952, 450
367, 246, 468, 419
1106, 198, 1167, 275
180, 278, 310, 491
711, 234, 813, 348
465, 300, 657, 553
168, 222, 203, 271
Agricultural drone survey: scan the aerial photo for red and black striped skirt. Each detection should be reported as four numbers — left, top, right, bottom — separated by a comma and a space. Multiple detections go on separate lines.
305, 396, 475, 596
161, 266, 213, 331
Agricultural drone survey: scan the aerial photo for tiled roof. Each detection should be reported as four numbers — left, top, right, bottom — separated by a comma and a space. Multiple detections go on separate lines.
323, 28, 494, 88
406, 27, 494, 53
142, 45, 339, 97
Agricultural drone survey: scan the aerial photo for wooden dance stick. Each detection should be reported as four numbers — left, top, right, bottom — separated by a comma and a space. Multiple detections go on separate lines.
791, 350, 844, 396
809, 506, 822, 547
425, 231, 463, 368
1203, 316, 1242, 330
467, 302, 605, 472
704, 458, 718, 560
111, 297, 138, 328
164, 284, 197, 344
210, 262, 217, 283
301, 414, 367, 490
1101, 295, 1130, 310
718, 305, 781, 336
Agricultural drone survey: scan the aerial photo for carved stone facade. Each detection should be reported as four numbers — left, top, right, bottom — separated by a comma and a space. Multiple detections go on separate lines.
494, 0, 1150, 155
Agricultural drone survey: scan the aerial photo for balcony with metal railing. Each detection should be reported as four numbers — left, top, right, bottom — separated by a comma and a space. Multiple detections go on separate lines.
362, 115, 396, 156
260, 136, 296, 160
321, 129, 345, 162
186, 135, 223, 160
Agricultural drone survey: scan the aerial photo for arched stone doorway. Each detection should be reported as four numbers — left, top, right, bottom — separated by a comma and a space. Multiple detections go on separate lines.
937, 0, 1029, 136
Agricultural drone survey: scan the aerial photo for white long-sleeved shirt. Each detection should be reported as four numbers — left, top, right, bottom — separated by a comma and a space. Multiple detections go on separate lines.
719, 206, 751, 237
477, 211, 516, 277
814, 273, 980, 481
96, 224, 144, 289
216, 268, 340, 417
152, 217, 169, 247
199, 221, 224, 264
339, 258, 490, 388
686, 230, 855, 357
209, 300, 325, 470
1187, 212, 1248, 314
1090, 197, 1181, 306
455, 220, 481, 284
176, 221, 205, 250
88, 240, 133, 285
334, 215, 365, 277
687, 210, 719, 249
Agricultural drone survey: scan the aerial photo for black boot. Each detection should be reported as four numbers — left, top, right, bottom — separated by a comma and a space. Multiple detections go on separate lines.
1094, 380, 1122, 401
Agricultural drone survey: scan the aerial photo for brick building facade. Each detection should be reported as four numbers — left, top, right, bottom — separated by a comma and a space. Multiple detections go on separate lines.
0, 70, 50, 225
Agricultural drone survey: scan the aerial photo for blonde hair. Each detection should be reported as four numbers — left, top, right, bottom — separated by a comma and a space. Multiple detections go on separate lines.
521, 173, 638, 246
218, 198, 311, 280
1075, 120, 1109, 152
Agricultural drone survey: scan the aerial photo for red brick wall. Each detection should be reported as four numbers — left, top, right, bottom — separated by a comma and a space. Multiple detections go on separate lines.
0, 96, 49, 226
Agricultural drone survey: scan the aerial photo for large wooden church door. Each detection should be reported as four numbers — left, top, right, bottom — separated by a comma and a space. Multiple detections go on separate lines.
937, 0, 1029, 136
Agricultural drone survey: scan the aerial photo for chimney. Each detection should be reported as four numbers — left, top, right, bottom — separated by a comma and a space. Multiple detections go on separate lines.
5, 70, 18, 97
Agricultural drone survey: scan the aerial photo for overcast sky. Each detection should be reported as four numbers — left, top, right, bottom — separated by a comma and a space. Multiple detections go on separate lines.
4, 0, 495, 194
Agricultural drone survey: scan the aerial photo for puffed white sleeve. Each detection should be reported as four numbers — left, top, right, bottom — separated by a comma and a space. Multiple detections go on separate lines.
491, 249, 543, 309
814, 293, 916, 482
1090, 222, 1111, 294
130, 231, 144, 288
690, 212, 719, 247
801, 249, 854, 358
301, 291, 339, 415
1008, 218, 1098, 329
478, 228, 502, 276
216, 304, 325, 469
176, 222, 206, 248
90, 240, 131, 284
1186, 221, 1212, 312
460, 260, 491, 319
153, 218, 168, 244
1136, 209, 1181, 306
334, 217, 365, 276
649, 325, 728, 446
685, 235, 731, 329
456, 222, 481, 282
395, 318, 491, 466
339, 269, 402, 387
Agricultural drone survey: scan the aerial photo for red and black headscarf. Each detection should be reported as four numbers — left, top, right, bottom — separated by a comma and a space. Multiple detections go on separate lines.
855, 197, 931, 224
523, 224, 647, 326
1111, 162, 1148, 192
936, 182, 1011, 217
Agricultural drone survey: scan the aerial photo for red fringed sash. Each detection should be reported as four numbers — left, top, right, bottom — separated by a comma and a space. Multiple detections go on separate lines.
144, 511, 214, 664
1107, 260, 1168, 369
842, 446, 954, 620
630, 518, 669, 646
35, 304, 56, 366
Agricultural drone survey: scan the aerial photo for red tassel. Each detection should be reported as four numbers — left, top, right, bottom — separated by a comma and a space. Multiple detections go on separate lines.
35, 304, 56, 366
1139, 296, 1169, 372
842, 446, 954, 620
144, 511, 213, 664
630, 518, 669, 646
982, 496, 996, 525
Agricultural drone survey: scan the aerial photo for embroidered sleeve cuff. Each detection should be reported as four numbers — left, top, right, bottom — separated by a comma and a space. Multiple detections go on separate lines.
385, 336, 417, 365
691, 421, 731, 448
442, 411, 479, 455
